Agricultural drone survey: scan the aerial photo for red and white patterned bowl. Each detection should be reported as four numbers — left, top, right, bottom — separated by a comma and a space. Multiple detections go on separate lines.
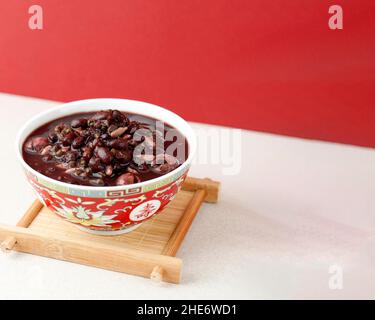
16, 99, 196, 235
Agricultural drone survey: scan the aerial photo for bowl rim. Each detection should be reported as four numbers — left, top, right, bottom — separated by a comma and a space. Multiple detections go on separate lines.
15, 98, 196, 191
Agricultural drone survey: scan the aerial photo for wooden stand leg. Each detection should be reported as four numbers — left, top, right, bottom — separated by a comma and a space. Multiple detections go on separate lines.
150, 265, 164, 283
0, 236, 17, 253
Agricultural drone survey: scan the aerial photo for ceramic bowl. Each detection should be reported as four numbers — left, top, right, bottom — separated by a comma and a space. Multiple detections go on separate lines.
16, 99, 196, 235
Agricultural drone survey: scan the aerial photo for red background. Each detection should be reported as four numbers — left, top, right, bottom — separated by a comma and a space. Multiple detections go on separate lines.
0, 1, 374, 147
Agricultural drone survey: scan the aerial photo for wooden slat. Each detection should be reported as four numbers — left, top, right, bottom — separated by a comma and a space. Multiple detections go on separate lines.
182, 177, 220, 203
1, 199, 43, 252
163, 189, 206, 256
17, 199, 43, 227
0, 224, 182, 284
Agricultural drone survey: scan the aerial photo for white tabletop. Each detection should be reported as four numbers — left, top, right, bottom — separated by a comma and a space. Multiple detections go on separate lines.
0, 93, 375, 299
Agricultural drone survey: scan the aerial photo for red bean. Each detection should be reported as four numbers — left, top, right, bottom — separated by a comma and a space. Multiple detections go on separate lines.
62, 132, 76, 146
82, 148, 92, 160
105, 165, 113, 176
116, 173, 140, 186
24, 136, 50, 153
107, 138, 128, 150
48, 131, 58, 143
71, 118, 88, 128
114, 150, 131, 163
91, 111, 110, 121
112, 110, 128, 123
88, 157, 101, 172
95, 147, 112, 164
72, 136, 84, 149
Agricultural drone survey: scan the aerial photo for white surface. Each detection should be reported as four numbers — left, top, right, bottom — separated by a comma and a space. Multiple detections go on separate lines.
1, 93, 375, 299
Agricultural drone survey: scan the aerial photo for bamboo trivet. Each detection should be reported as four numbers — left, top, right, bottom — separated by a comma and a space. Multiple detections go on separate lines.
0, 177, 219, 284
